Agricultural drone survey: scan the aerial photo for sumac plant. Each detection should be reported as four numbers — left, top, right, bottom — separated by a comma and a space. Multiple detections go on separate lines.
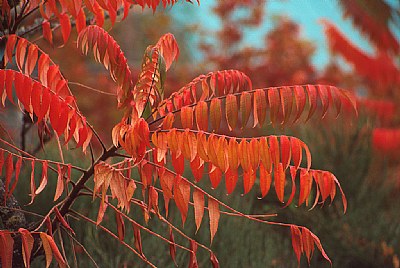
0, 0, 356, 267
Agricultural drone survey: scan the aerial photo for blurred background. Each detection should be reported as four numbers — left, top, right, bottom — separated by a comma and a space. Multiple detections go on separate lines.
4, 0, 399, 267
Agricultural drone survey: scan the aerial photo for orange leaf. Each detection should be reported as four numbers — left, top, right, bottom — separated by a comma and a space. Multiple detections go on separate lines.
19, 228, 34, 268
174, 175, 190, 225
253, 89, 267, 127
225, 94, 238, 130
268, 88, 280, 126
210, 98, 222, 131
181, 106, 193, 129
268, 136, 279, 168
159, 168, 174, 217
29, 160, 36, 205
208, 198, 220, 244
243, 169, 256, 194
238, 139, 250, 172
280, 136, 291, 170
274, 163, 285, 203
301, 227, 315, 264
280, 86, 293, 124
259, 163, 271, 198
193, 189, 204, 232
35, 161, 48, 195
40, 232, 53, 268
54, 164, 64, 201
43, 233, 67, 268
240, 91, 252, 128
290, 226, 302, 263
299, 169, 312, 206
195, 101, 208, 131
290, 138, 302, 170
96, 195, 108, 225
225, 168, 238, 194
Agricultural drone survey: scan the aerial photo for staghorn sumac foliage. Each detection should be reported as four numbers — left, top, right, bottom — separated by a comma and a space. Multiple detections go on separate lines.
0, 0, 356, 267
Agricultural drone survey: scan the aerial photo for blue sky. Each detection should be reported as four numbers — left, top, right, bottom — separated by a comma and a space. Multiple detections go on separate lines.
171, 1, 400, 69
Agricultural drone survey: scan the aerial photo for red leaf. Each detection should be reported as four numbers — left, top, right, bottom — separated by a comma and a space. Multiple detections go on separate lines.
132, 222, 143, 255
0, 150, 4, 175
115, 211, 125, 241
190, 156, 204, 182
59, 13, 71, 44
0, 231, 14, 268
306, 85, 318, 121
209, 165, 222, 189
4, 154, 13, 203
210, 251, 220, 268
54, 207, 75, 235
9, 156, 22, 197
171, 151, 184, 175
293, 85, 306, 123
169, 228, 177, 266
42, 21, 53, 45
193, 189, 204, 232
